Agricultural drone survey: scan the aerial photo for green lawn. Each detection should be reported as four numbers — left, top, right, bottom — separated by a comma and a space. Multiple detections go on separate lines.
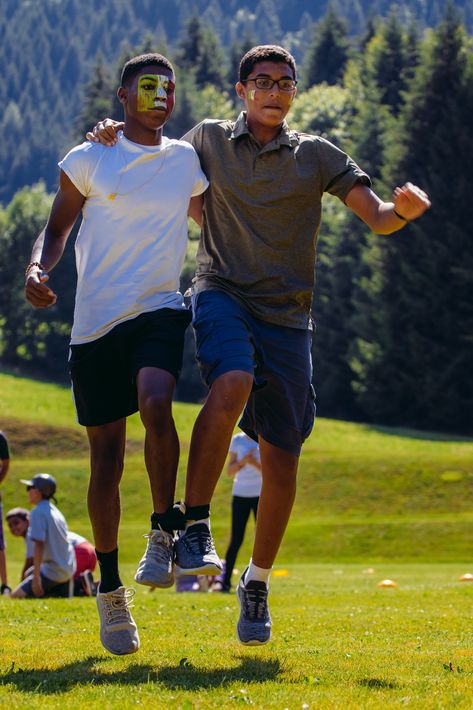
0, 371, 472, 708
1, 563, 472, 708
1, 370, 472, 563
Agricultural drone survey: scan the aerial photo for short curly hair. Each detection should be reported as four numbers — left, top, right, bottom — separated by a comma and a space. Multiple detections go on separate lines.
239, 45, 297, 82
121, 53, 174, 86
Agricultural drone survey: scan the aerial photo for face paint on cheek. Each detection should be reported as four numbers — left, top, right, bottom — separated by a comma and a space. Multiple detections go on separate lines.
247, 89, 256, 101
137, 74, 172, 112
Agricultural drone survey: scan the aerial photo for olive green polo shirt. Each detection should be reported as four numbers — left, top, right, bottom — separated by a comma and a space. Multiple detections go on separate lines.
182, 112, 370, 329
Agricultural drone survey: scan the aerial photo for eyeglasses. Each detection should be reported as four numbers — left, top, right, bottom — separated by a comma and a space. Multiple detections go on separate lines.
242, 77, 297, 92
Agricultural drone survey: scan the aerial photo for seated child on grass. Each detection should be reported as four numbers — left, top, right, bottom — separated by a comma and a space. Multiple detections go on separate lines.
10, 474, 76, 598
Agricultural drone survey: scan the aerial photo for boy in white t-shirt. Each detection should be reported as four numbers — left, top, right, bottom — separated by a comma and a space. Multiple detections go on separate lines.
24, 53, 208, 655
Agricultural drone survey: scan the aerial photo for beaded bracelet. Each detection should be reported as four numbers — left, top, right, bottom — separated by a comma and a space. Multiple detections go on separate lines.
25, 261, 45, 276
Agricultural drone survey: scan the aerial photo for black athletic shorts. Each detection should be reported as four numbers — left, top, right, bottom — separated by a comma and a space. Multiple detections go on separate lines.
69, 308, 192, 427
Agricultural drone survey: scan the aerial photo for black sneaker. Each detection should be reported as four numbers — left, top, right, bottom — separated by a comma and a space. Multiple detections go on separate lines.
236, 570, 271, 645
1, 584, 11, 595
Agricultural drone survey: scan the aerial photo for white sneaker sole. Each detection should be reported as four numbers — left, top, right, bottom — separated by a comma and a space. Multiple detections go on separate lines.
174, 562, 222, 576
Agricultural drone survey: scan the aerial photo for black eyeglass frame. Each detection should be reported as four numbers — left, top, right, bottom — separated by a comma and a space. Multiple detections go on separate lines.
241, 77, 298, 92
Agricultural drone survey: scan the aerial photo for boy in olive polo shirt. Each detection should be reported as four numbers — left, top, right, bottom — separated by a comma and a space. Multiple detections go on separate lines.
177, 45, 429, 646
90, 44, 431, 646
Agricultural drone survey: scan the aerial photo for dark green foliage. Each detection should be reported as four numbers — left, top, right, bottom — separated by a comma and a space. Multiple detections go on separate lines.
74, 53, 116, 144
176, 16, 227, 90
0, 184, 76, 380
228, 34, 257, 86
303, 4, 350, 87
353, 5, 473, 433
0, 0, 471, 433
366, 10, 414, 115
313, 206, 365, 420
0, 0, 471, 201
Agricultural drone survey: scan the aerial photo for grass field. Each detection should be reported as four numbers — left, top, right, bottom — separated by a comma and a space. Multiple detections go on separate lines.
0, 370, 472, 708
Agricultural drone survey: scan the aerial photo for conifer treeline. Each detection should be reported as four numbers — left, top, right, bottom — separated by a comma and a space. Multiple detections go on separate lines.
1, 0, 473, 200
1, 2, 472, 434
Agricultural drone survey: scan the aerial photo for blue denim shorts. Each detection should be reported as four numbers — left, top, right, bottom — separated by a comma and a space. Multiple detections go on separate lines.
192, 290, 316, 455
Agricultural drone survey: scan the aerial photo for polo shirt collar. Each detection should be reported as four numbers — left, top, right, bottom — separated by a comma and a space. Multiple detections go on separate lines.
230, 112, 300, 148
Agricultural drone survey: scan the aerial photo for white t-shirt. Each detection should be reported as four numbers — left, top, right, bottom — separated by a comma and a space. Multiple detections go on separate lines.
28, 500, 76, 582
230, 433, 262, 498
59, 134, 208, 344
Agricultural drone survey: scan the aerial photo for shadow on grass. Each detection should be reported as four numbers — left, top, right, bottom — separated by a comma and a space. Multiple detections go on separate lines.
156, 655, 281, 689
0, 655, 281, 695
0, 657, 155, 695
359, 677, 399, 690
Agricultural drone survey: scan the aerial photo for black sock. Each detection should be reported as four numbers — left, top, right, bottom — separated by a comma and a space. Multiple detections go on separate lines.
96, 548, 122, 593
151, 502, 186, 533
185, 504, 210, 522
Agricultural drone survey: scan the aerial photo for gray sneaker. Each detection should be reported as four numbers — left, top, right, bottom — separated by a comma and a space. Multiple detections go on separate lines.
236, 571, 272, 646
134, 528, 174, 588
174, 523, 223, 575
96, 586, 140, 655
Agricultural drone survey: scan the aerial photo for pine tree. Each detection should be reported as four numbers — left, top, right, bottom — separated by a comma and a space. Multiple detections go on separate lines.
228, 34, 256, 89
176, 15, 227, 90
75, 53, 115, 143
195, 27, 228, 90
353, 5, 473, 433
303, 4, 349, 88
365, 10, 409, 115
254, 0, 282, 44
310, 66, 390, 420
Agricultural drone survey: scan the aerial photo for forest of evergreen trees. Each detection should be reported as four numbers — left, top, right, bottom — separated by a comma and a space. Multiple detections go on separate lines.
1, 1, 472, 434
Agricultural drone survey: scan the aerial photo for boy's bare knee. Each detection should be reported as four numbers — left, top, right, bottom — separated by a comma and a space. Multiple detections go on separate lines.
211, 371, 253, 414
139, 392, 173, 429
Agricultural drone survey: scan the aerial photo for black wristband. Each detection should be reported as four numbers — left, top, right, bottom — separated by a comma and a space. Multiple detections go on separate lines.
393, 209, 408, 222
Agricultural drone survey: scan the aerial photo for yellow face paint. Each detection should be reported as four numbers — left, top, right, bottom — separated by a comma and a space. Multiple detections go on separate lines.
137, 74, 172, 112
248, 89, 256, 101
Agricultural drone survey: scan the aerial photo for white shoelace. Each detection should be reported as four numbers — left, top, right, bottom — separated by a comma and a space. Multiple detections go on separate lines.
103, 588, 135, 625
144, 529, 173, 562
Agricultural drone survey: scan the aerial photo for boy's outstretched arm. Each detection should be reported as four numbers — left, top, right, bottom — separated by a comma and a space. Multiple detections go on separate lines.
345, 182, 431, 235
25, 171, 85, 308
